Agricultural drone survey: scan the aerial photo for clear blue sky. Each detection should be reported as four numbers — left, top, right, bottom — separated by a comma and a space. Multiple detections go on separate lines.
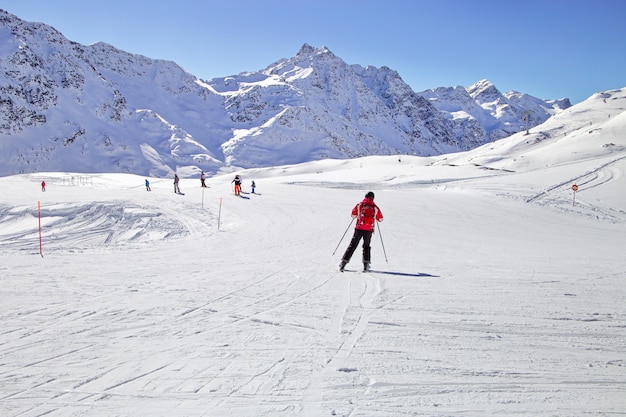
3, 0, 625, 103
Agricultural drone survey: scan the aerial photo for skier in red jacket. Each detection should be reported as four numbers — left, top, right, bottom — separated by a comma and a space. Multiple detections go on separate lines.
339, 191, 383, 272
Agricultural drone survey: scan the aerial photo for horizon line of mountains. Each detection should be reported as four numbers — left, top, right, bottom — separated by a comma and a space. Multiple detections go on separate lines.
0, 9, 572, 177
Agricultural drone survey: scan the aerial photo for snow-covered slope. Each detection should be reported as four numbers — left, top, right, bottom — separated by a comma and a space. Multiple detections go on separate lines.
0, 82, 624, 417
1, 10, 569, 177
439, 88, 626, 171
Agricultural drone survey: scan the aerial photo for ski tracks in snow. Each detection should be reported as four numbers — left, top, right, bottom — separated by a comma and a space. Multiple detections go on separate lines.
302, 271, 383, 416
524, 155, 626, 222
0, 201, 190, 254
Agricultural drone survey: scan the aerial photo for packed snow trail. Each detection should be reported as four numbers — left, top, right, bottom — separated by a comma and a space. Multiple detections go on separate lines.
0, 163, 624, 417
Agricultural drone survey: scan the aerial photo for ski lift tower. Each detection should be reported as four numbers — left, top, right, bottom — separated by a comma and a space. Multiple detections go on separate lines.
522, 111, 532, 135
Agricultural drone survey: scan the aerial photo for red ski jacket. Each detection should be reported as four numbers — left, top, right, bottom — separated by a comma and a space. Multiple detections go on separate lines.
351, 197, 383, 231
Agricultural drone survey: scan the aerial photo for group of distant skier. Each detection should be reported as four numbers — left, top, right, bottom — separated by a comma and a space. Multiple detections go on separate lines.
142, 172, 258, 196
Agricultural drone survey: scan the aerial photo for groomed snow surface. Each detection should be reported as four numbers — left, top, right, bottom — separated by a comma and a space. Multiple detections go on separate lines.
1, 91, 626, 416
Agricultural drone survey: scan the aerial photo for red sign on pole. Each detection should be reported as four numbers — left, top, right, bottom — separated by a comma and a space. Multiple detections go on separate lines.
571, 184, 578, 206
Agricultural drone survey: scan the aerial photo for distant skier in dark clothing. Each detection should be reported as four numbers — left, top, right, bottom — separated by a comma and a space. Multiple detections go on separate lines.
232, 175, 242, 196
339, 191, 383, 272
145, 179, 151, 191
174, 174, 181, 193
251, 180, 256, 194
200, 171, 206, 188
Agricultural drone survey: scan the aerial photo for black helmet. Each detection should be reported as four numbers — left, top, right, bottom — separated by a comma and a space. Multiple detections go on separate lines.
365, 191, 375, 199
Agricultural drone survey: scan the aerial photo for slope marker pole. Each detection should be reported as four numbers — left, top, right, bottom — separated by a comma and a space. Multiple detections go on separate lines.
38, 201, 43, 258
217, 197, 223, 231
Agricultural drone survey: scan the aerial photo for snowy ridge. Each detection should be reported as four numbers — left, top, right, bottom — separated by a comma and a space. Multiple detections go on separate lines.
0, 85, 624, 416
1, 10, 570, 176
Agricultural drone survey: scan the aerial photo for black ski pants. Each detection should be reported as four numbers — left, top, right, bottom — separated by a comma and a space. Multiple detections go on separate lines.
342, 229, 372, 263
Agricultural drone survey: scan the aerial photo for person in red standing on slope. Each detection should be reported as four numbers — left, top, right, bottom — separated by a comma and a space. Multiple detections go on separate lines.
339, 191, 383, 272
232, 174, 242, 196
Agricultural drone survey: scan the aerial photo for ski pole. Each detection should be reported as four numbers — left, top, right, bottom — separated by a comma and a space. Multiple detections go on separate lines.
376, 221, 389, 263
332, 218, 355, 256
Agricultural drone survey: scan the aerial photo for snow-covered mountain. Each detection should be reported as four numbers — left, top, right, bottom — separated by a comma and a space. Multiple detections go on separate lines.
1, 9, 570, 177
420, 80, 570, 140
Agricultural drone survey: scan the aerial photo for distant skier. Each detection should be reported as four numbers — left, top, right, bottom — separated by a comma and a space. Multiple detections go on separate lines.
145, 179, 151, 191
251, 180, 256, 194
174, 174, 181, 193
200, 171, 206, 188
339, 191, 383, 272
232, 174, 242, 196
41, 180, 46, 192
